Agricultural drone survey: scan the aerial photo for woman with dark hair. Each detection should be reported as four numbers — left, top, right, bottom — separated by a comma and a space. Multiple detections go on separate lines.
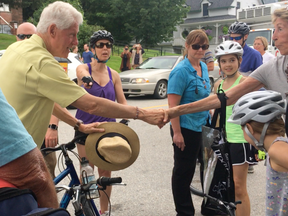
120, 44, 131, 71
75, 30, 127, 216
167, 29, 211, 216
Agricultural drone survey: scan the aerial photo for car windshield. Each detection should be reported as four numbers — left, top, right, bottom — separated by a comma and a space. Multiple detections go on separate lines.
138, 57, 179, 69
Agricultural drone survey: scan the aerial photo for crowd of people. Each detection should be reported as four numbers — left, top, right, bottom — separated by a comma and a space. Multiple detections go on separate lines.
0, 1, 288, 216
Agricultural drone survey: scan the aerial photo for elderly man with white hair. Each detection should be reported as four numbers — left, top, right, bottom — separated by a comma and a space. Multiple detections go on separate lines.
0, 0, 167, 209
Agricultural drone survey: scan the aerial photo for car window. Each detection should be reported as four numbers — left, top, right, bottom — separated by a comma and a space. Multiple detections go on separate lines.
138, 57, 179, 69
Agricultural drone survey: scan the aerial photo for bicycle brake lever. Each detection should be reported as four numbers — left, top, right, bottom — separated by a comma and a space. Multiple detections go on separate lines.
110, 183, 127, 186
82, 76, 93, 87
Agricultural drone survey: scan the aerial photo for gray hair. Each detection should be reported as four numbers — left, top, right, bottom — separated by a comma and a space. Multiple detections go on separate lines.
37, 1, 83, 34
272, 7, 288, 24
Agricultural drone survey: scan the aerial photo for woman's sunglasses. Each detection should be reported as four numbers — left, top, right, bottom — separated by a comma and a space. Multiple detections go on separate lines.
95, 42, 113, 49
17, 34, 32, 40
191, 44, 209, 50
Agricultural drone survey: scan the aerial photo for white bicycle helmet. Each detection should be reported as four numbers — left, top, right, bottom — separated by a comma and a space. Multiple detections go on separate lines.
228, 90, 286, 125
228, 90, 286, 151
215, 40, 243, 60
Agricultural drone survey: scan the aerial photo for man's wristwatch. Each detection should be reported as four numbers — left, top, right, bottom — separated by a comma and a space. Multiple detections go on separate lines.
48, 124, 58, 130
74, 120, 83, 131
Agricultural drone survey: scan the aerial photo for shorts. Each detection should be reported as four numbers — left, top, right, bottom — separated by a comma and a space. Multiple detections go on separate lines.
74, 130, 88, 145
229, 142, 258, 166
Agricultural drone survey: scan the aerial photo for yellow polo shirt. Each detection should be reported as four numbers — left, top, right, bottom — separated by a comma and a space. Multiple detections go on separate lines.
0, 34, 86, 147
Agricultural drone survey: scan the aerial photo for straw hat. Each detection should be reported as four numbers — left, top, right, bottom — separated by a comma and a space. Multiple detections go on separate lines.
85, 122, 140, 171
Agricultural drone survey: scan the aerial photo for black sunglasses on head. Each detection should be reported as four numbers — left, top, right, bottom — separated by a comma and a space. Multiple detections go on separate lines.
17, 34, 32, 40
95, 42, 113, 49
191, 44, 209, 50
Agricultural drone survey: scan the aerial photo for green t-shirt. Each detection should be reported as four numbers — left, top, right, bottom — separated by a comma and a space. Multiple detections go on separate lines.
219, 75, 246, 143
0, 34, 86, 147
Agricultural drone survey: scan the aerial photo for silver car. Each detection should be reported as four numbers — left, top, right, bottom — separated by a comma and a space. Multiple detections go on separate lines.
209, 60, 222, 92
120, 56, 221, 98
120, 56, 183, 99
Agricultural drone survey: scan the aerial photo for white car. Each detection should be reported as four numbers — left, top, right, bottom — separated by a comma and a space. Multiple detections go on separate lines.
208, 60, 222, 92
67, 52, 83, 82
54, 52, 83, 82
1, 50, 82, 82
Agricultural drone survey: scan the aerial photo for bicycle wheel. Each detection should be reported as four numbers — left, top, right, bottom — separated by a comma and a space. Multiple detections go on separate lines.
80, 194, 98, 216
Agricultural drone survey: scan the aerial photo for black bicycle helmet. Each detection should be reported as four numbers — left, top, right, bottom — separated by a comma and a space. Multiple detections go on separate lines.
89, 30, 114, 48
228, 22, 250, 35
89, 30, 114, 63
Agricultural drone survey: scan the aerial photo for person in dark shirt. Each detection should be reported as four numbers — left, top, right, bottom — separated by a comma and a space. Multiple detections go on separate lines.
120, 45, 131, 72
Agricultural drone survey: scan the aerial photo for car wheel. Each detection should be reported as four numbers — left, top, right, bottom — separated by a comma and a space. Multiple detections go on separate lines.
209, 77, 214, 93
154, 80, 167, 99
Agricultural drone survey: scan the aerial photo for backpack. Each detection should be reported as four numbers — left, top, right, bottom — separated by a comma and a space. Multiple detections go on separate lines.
0, 187, 70, 216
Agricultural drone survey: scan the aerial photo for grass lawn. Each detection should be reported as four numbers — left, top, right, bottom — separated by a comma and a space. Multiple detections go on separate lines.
106, 55, 123, 72
0, 34, 16, 50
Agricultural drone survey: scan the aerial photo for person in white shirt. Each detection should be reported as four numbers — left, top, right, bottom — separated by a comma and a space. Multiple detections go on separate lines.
253, 36, 275, 64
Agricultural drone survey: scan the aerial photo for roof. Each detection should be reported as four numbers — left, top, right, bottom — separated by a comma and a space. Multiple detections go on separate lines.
208, 0, 234, 10
185, 0, 234, 11
184, 15, 236, 24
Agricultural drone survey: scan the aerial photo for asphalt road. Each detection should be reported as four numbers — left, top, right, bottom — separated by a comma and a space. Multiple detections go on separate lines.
56, 96, 266, 216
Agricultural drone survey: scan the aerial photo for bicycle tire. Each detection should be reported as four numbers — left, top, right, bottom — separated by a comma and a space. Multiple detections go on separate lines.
80, 194, 97, 216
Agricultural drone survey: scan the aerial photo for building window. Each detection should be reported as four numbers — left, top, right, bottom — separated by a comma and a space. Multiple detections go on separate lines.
0, 3, 9, 12
203, 3, 208, 16
237, 2, 241, 9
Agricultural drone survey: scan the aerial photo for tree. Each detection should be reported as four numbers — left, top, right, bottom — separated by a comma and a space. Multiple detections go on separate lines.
81, 0, 189, 46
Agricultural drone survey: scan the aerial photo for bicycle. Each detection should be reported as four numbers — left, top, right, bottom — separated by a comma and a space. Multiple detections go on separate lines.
41, 135, 125, 216
190, 186, 241, 216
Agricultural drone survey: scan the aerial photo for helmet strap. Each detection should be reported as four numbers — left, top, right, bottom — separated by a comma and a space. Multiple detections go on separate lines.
95, 55, 110, 63
241, 35, 246, 47
244, 124, 269, 152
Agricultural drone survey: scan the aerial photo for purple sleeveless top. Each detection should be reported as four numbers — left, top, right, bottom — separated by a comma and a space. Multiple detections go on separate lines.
75, 64, 116, 124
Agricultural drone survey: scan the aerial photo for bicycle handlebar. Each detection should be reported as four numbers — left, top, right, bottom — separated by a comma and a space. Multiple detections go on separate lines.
82, 177, 123, 192
190, 186, 241, 215
41, 134, 88, 155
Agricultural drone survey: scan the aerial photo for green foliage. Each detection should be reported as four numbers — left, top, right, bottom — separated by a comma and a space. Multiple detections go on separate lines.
81, 0, 189, 46
30, 0, 84, 24
25, 0, 101, 53
182, 29, 189, 39
0, 34, 16, 50
77, 22, 102, 54
222, 25, 229, 35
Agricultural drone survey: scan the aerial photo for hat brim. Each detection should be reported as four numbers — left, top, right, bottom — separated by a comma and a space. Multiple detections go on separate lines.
85, 122, 140, 171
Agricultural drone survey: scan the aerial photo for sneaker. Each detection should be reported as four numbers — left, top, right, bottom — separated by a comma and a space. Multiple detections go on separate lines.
248, 165, 254, 174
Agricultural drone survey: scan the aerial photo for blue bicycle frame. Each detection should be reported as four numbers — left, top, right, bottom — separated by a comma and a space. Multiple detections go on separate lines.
53, 144, 100, 216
